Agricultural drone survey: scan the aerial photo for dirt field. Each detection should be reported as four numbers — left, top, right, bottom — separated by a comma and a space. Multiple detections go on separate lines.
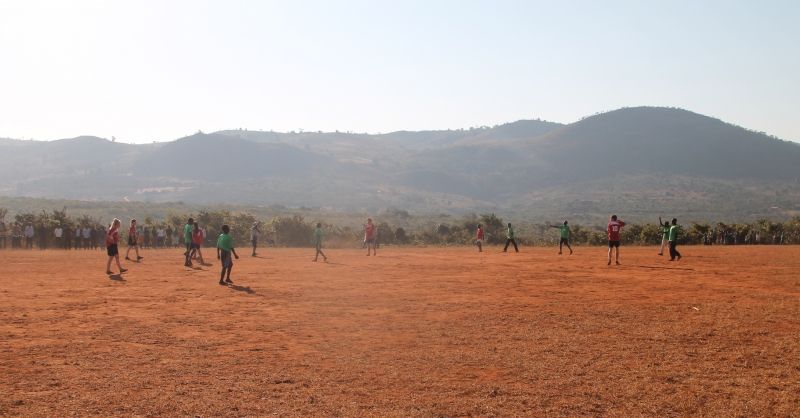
1, 245, 798, 417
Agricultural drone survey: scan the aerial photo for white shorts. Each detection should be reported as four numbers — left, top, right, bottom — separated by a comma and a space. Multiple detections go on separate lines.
475, 239, 483, 244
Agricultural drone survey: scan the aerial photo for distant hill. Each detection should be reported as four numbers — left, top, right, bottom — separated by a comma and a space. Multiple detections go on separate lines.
1, 107, 798, 222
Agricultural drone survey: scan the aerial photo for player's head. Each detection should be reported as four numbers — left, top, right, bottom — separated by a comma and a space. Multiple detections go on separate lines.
563, 220, 568, 225
316, 222, 322, 228
188, 217, 194, 224
193, 222, 199, 230
477, 223, 482, 228
130, 219, 136, 226
611, 215, 617, 221
111, 218, 121, 228
672, 218, 677, 225
367, 218, 372, 224
221, 224, 230, 234
507, 223, 512, 227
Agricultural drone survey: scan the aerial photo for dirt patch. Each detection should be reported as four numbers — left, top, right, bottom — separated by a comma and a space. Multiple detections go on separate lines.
1, 246, 799, 416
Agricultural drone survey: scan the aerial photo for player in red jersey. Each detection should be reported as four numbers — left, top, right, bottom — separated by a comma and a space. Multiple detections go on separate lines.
607, 214, 626, 265
364, 218, 377, 256
105, 218, 128, 275
125, 219, 143, 262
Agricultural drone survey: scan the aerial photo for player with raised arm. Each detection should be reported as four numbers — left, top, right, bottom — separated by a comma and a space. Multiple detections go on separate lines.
549, 220, 573, 255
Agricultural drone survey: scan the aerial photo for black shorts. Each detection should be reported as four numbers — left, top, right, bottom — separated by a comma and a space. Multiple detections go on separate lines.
190, 243, 200, 250
251, 238, 257, 246
608, 240, 620, 248
107, 244, 119, 257
128, 236, 137, 246
560, 238, 570, 245
220, 250, 233, 268
365, 238, 376, 244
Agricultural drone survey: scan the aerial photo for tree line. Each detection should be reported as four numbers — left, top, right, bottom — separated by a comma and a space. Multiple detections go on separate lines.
1, 207, 798, 249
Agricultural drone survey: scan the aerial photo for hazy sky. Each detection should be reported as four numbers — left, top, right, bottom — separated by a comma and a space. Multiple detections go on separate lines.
1, 0, 798, 143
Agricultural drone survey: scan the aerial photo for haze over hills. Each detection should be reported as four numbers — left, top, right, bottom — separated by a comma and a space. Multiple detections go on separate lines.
1, 107, 798, 222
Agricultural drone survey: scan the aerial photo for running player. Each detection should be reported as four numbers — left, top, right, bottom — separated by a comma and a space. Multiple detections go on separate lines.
668, 218, 682, 261
190, 222, 206, 265
503, 223, 519, 253
313, 223, 327, 262
607, 215, 626, 265
105, 218, 127, 275
658, 217, 670, 256
549, 221, 573, 255
216, 224, 239, 285
125, 219, 143, 262
364, 218, 377, 256
183, 217, 194, 267
475, 223, 485, 252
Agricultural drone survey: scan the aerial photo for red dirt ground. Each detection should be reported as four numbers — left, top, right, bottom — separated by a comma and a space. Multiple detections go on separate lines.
1, 246, 799, 416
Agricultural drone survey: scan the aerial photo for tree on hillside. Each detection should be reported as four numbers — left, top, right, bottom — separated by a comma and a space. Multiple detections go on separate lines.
479, 213, 504, 244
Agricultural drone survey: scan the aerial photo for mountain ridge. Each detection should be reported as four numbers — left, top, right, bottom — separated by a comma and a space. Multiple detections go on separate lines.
1, 107, 798, 220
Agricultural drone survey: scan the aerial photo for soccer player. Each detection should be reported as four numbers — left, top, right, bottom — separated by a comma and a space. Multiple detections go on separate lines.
313, 223, 327, 262
190, 222, 206, 265
668, 218, 682, 261
216, 224, 239, 285
658, 217, 670, 256
250, 221, 260, 257
549, 221, 573, 255
503, 223, 519, 253
183, 217, 194, 267
125, 219, 143, 261
105, 218, 127, 275
364, 218, 377, 256
607, 215, 626, 265
475, 223, 485, 252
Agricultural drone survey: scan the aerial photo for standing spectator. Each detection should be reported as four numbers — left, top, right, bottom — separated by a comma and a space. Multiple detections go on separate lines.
89, 225, 98, 250
13, 223, 23, 248
157, 225, 166, 248
172, 228, 180, 248
64, 224, 72, 249
73, 226, 81, 249
37, 223, 47, 249
24, 223, 35, 249
166, 225, 173, 247
0, 220, 6, 249
143, 226, 150, 248
54, 223, 64, 249
97, 225, 106, 249
82, 225, 91, 249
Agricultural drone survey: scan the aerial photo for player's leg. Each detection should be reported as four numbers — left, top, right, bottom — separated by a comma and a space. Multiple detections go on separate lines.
477, 240, 482, 252
512, 239, 519, 252
106, 255, 114, 274
225, 260, 233, 283
503, 239, 510, 252
558, 239, 563, 255
659, 237, 665, 255
607, 243, 612, 265
566, 239, 573, 255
